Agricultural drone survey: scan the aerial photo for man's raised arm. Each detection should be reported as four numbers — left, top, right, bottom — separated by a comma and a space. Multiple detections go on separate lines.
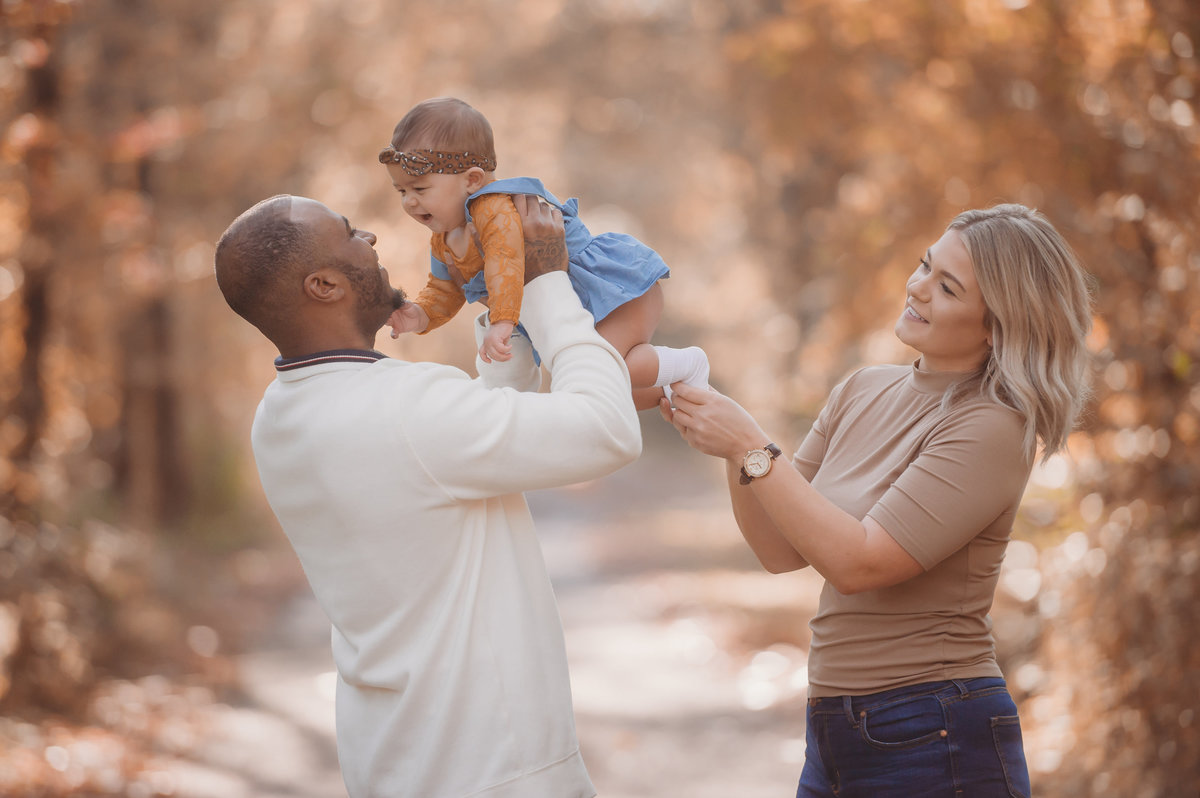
414, 195, 642, 497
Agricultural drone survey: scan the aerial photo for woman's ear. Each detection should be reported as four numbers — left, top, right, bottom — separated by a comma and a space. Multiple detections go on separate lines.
304, 269, 345, 303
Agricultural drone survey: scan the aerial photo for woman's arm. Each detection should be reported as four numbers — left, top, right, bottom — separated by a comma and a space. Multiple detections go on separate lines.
662, 383, 922, 593
722, 458, 809, 573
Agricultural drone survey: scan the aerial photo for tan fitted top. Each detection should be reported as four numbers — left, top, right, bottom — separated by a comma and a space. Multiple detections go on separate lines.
794, 362, 1033, 697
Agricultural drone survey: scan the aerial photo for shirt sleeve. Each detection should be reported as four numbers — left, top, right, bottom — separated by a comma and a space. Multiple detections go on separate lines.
414, 236, 468, 333
791, 372, 855, 482
469, 194, 525, 326
398, 272, 641, 498
866, 404, 1032, 570
414, 274, 467, 333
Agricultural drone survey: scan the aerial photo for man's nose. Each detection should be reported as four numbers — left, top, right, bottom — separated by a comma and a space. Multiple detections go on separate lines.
358, 229, 377, 245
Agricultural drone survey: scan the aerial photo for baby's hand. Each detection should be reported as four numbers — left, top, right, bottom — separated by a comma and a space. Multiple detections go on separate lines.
387, 302, 429, 339
480, 320, 515, 363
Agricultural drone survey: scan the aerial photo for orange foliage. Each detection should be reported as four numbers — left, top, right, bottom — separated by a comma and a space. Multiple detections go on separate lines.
1, 0, 1198, 795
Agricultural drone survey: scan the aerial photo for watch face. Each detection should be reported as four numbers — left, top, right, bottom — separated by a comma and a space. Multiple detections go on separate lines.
744, 449, 772, 478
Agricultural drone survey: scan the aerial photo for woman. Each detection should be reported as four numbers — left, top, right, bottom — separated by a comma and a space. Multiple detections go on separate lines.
662, 204, 1092, 797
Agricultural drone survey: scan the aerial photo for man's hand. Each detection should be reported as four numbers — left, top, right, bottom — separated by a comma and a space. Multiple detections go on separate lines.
479, 320, 515, 363
387, 302, 429, 339
514, 194, 567, 283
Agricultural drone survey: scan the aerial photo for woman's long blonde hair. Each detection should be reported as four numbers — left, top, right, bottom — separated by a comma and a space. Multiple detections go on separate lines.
950, 204, 1093, 462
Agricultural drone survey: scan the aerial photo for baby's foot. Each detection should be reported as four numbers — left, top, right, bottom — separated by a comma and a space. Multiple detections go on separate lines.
654, 345, 710, 389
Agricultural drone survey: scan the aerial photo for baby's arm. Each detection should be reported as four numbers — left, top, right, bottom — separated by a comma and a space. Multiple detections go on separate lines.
410, 273, 466, 335
473, 194, 526, 314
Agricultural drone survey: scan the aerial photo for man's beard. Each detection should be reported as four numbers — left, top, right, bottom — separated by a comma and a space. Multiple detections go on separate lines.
356, 285, 407, 343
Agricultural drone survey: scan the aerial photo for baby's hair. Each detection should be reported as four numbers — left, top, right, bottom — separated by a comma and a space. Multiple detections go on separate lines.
389, 97, 497, 167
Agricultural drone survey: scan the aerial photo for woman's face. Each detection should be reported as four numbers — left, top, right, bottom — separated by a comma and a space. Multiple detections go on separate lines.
894, 229, 992, 372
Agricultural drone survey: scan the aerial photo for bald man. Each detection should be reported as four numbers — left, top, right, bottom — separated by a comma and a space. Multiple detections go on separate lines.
214, 195, 640, 798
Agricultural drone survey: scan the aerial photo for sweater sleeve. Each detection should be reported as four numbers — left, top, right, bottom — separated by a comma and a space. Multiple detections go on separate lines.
400, 272, 641, 498
866, 404, 1032, 570
469, 194, 525, 326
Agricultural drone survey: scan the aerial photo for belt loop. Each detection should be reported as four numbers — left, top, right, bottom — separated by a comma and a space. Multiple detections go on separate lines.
951, 679, 969, 697
842, 695, 857, 725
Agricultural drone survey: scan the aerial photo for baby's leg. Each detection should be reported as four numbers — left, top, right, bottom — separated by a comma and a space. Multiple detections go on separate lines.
595, 284, 662, 385
595, 283, 709, 411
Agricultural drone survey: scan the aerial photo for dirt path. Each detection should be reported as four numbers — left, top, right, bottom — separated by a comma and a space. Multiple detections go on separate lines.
538, 421, 822, 798
171, 419, 823, 797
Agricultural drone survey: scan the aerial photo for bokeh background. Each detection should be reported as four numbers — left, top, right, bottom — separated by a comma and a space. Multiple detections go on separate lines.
2, 1, 1198, 796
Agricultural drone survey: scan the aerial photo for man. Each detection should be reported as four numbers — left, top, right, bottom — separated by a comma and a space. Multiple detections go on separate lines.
214, 194, 641, 798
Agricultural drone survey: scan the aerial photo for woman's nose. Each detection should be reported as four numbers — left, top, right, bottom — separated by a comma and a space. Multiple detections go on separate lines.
402, 194, 419, 210
907, 271, 930, 298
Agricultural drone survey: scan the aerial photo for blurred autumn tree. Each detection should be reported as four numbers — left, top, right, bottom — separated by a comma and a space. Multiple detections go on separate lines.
1, 0, 1198, 796
0, 0, 303, 737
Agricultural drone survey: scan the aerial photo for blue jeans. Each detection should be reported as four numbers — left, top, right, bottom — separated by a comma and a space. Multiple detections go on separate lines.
798, 678, 1031, 798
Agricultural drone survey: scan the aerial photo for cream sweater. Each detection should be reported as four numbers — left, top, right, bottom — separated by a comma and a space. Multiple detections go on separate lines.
250, 273, 640, 797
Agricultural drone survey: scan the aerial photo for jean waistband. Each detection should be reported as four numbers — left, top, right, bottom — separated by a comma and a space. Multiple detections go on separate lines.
807, 677, 1007, 714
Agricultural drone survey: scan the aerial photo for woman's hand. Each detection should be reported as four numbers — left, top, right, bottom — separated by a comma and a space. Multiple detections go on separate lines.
659, 381, 770, 461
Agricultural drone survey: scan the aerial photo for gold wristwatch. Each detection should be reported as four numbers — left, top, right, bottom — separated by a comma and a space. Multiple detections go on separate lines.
739, 443, 782, 485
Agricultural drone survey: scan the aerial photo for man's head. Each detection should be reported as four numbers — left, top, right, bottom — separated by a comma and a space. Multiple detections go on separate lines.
214, 195, 404, 355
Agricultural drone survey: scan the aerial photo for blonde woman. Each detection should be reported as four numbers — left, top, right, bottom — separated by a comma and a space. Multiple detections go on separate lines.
662, 204, 1091, 797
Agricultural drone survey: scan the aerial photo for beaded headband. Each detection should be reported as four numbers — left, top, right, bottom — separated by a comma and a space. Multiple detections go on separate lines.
377, 147, 497, 176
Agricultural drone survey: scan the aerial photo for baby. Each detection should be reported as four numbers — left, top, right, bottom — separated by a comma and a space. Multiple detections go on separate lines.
379, 96, 708, 410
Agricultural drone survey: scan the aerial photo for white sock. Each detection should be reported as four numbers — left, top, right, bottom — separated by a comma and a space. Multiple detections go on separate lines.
653, 345, 710, 391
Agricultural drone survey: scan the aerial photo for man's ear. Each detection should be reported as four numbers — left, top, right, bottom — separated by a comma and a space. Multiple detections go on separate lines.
304, 269, 346, 303
465, 167, 487, 192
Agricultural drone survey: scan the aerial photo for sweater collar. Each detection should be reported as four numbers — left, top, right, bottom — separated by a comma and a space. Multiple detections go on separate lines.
908, 358, 979, 395
274, 349, 387, 372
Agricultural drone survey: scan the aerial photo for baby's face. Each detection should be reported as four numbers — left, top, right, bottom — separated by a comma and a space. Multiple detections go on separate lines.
386, 164, 471, 233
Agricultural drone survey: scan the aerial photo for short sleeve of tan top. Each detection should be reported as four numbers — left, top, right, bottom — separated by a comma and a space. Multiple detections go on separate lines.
793, 362, 1033, 697
416, 194, 525, 332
